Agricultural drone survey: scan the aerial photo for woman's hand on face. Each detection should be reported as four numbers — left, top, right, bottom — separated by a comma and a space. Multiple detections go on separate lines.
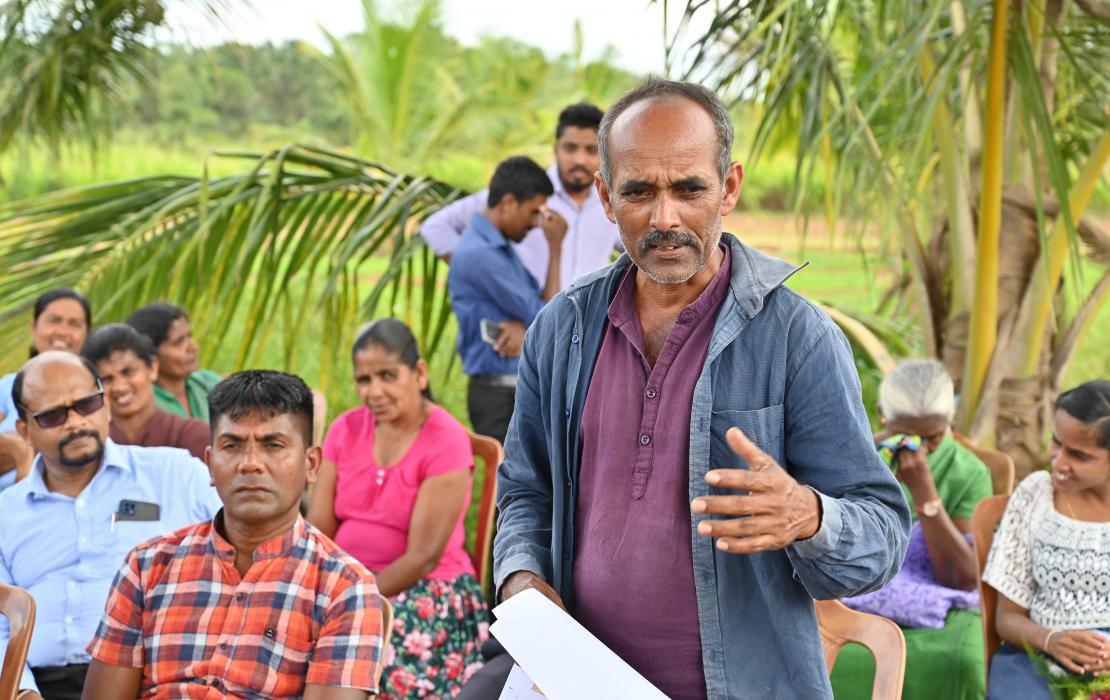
1046, 630, 1110, 674
893, 446, 934, 493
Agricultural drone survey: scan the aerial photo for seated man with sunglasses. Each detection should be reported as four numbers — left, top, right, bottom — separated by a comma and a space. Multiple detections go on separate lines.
0, 351, 221, 700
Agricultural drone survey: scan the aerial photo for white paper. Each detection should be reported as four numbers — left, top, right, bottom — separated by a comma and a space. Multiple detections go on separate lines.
490, 588, 669, 700
497, 664, 548, 700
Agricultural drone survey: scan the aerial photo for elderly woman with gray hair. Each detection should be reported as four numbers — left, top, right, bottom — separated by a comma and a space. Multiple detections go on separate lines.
831, 359, 994, 700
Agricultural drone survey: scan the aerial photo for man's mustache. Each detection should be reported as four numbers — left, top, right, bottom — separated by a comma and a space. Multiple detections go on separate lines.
639, 229, 699, 253
59, 429, 101, 451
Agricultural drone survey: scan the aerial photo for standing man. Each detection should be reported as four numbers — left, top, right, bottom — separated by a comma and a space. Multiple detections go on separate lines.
447, 156, 564, 445
82, 323, 210, 459
492, 79, 910, 698
82, 371, 384, 699
0, 351, 221, 700
421, 103, 621, 290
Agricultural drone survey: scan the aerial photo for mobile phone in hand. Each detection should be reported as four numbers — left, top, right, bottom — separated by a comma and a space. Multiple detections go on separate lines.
480, 319, 504, 345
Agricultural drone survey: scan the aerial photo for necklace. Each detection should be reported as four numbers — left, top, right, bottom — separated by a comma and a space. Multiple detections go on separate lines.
1062, 493, 1078, 519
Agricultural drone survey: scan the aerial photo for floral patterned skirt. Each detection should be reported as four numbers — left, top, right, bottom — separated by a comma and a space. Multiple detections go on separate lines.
378, 574, 490, 699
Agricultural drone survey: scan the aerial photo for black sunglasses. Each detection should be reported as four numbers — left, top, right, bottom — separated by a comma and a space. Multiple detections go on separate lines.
20, 381, 106, 429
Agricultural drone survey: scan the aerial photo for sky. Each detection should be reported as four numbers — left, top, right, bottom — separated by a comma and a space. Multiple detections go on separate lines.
164, 0, 706, 74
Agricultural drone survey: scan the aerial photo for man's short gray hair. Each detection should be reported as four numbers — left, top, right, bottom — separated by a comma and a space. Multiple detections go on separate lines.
597, 77, 734, 186
878, 359, 957, 422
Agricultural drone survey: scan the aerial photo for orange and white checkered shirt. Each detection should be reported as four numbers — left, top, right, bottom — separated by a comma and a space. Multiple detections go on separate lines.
88, 513, 383, 698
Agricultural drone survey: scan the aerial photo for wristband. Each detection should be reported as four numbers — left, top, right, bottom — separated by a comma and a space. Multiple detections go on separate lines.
1043, 629, 1060, 652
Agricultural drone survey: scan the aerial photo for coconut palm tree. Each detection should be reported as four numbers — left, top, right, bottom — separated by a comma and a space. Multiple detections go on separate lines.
664, 0, 1110, 475
0, 1, 640, 402
0, 0, 241, 175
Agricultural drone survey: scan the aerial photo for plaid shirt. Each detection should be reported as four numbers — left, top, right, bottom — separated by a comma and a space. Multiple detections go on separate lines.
88, 513, 383, 698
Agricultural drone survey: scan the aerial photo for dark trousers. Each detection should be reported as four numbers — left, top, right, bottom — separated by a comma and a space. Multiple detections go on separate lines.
31, 663, 89, 700
455, 639, 516, 699
467, 378, 516, 446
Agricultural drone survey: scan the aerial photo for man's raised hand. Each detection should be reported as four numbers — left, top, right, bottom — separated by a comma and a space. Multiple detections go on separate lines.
691, 426, 821, 554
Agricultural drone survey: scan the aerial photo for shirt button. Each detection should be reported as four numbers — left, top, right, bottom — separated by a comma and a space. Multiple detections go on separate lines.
646, 388, 657, 399
640, 434, 651, 445
64, 615, 74, 624
75, 500, 85, 509
68, 581, 76, 589
571, 334, 580, 344
235, 592, 244, 601
564, 408, 571, 419
220, 641, 229, 649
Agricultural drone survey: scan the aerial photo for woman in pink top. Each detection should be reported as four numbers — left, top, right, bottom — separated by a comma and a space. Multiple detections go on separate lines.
308, 318, 489, 699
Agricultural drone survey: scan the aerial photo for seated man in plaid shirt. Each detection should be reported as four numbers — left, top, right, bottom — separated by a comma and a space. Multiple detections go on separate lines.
81, 370, 385, 699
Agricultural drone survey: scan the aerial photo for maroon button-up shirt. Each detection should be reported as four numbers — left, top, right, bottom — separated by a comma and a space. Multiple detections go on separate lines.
573, 245, 731, 700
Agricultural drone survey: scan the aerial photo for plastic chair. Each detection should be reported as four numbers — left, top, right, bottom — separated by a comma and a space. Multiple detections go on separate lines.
468, 431, 503, 602
0, 584, 36, 700
815, 599, 906, 700
954, 433, 1015, 496
380, 594, 394, 642
972, 494, 1010, 686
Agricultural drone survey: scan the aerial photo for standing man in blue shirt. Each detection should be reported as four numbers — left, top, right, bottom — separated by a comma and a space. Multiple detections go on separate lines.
0, 351, 221, 700
447, 156, 566, 444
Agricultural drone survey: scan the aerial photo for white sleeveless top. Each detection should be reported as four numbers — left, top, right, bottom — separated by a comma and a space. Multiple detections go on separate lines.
983, 470, 1110, 630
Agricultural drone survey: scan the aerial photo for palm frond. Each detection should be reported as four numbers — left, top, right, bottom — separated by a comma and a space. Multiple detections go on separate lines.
0, 144, 464, 390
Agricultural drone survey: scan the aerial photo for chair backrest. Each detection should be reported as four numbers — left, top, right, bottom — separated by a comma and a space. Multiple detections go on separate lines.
380, 595, 394, 641
815, 599, 906, 700
310, 389, 328, 448
972, 494, 1010, 685
0, 584, 36, 700
468, 431, 503, 601
954, 433, 1015, 496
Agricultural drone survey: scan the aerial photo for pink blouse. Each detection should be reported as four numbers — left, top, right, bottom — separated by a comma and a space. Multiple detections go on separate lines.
323, 404, 476, 581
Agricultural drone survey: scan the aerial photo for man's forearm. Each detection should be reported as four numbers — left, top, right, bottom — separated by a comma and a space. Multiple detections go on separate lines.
542, 250, 562, 301
787, 492, 908, 599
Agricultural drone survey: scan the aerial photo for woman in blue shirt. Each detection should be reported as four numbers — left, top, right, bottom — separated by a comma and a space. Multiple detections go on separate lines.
0, 287, 92, 488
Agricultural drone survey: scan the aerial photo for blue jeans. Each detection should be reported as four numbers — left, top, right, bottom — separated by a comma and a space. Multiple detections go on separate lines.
986, 644, 1055, 700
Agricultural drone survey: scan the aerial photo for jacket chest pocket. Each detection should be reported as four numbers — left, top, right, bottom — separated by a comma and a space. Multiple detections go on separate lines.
709, 404, 785, 469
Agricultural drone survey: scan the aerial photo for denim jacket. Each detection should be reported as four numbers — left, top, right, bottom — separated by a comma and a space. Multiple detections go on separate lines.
493, 234, 910, 698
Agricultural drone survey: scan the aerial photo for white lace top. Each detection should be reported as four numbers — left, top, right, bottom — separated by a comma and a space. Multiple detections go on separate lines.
983, 470, 1110, 630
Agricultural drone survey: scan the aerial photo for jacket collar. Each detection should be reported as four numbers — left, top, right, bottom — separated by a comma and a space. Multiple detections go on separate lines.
564, 232, 805, 321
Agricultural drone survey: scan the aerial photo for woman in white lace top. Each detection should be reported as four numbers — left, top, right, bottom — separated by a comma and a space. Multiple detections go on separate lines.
983, 380, 1110, 699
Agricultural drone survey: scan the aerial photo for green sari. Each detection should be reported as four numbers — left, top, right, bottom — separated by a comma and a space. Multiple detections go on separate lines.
830, 437, 993, 700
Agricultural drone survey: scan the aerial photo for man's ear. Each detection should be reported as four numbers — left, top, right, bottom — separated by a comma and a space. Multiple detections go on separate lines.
204, 445, 215, 486
719, 161, 744, 214
304, 444, 323, 486
15, 417, 28, 441
149, 357, 160, 384
595, 173, 616, 224
498, 192, 519, 214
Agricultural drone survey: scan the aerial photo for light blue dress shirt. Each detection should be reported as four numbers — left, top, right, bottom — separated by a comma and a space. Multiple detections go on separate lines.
0, 438, 221, 693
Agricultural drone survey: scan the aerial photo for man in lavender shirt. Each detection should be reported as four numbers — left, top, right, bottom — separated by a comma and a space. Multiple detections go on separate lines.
419, 103, 621, 290
487, 79, 909, 698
